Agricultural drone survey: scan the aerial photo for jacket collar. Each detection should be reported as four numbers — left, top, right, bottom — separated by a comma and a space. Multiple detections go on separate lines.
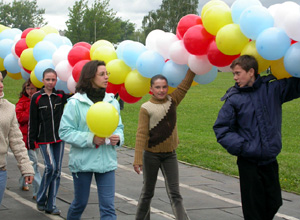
70, 92, 115, 105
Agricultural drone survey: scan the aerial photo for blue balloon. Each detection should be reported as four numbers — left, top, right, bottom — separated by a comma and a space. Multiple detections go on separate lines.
61, 36, 73, 47
284, 42, 300, 78
136, 50, 165, 78
55, 78, 70, 93
0, 28, 22, 40
4, 54, 21, 73
0, 39, 14, 59
240, 5, 274, 40
231, 0, 262, 24
116, 40, 133, 59
43, 33, 65, 48
21, 68, 30, 80
33, 41, 57, 62
122, 41, 147, 68
34, 59, 55, 82
194, 66, 218, 84
161, 60, 189, 88
256, 27, 291, 60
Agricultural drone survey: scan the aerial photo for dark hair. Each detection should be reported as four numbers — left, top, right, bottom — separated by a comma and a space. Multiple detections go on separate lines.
230, 55, 259, 78
150, 74, 168, 86
75, 60, 106, 93
19, 78, 39, 98
43, 68, 57, 78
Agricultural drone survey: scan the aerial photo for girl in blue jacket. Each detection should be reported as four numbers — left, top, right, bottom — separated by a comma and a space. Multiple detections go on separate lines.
213, 55, 300, 220
59, 60, 124, 220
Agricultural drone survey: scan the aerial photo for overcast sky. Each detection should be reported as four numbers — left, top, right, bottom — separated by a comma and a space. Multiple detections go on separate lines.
3, 0, 300, 30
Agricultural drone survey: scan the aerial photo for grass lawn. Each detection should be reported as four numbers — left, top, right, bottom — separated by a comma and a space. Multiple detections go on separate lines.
3, 72, 300, 194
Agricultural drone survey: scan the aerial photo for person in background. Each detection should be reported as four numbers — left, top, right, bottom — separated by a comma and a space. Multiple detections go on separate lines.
133, 68, 195, 220
28, 68, 70, 215
213, 55, 300, 220
16, 79, 41, 200
0, 72, 34, 205
59, 60, 124, 220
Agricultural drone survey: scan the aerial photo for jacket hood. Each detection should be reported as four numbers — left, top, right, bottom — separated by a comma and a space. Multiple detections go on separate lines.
69, 92, 115, 105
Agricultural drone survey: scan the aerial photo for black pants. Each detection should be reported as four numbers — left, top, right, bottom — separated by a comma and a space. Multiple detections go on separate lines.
237, 157, 282, 220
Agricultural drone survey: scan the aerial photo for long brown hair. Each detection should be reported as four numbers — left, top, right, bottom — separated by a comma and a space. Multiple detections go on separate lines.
75, 60, 106, 94
19, 79, 33, 98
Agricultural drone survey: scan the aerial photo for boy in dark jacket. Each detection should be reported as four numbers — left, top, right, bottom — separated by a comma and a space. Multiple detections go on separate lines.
213, 55, 300, 220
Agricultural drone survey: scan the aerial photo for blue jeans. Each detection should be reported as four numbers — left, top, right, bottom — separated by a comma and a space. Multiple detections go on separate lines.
37, 142, 64, 211
67, 171, 116, 220
0, 170, 7, 206
19, 149, 41, 197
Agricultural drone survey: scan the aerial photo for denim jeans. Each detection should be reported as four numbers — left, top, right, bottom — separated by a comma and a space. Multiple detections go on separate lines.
136, 150, 189, 220
0, 170, 7, 205
19, 149, 41, 197
37, 142, 64, 211
67, 171, 116, 220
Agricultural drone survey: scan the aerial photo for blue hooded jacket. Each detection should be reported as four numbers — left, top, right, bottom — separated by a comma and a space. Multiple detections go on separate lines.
59, 92, 124, 173
213, 75, 300, 164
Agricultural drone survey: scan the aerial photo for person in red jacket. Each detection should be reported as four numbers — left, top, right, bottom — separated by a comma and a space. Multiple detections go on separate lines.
16, 79, 41, 200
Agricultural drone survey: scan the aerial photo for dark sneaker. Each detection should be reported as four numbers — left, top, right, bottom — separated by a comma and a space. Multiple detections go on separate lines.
45, 207, 61, 215
37, 204, 45, 211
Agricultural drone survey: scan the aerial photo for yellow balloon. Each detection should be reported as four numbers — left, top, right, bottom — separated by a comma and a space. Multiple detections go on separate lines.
26, 29, 46, 48
90, 40, 115, 56
241, 41, 270, 73
30, 70, 44, 88
106, 59, 131, 85
201, 0, 230, 18
20, 48, 37, 71
270, 58, 292, 79
168, 86, 176, 94
7, 71, 22, 80
86, 101, 119, 138
0, 57, 5, 71
202, 5, 233, 36
41, 25, 59, 34
124, 70, 150, 97
216, 24, 249, 55
191, 80, 199, 86
91, 46, 117, 64
0, 24, 10, 33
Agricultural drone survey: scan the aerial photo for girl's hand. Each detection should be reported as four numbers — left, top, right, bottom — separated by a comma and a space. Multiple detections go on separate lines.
109, 135, 120, 146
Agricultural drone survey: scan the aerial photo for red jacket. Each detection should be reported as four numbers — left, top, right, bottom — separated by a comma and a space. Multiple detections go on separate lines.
15, 95, 35, 149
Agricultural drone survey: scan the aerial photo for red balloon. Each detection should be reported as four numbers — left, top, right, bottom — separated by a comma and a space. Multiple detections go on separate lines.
15, 39, 28, 57
23, 67, 31, 74
207, 40, 240, 67
74, 42, 92, 50
291, 39, 298, 45
183, 24, 214, 55
118, 84, 142, 104
176, 14, 202, 40
72, 60, 90, 82
21, 28, 35, 38
68, 46, 91, 67
106, 82, 121, 95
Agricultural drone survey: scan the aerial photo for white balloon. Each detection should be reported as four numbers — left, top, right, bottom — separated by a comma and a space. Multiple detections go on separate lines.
67, 75, 77, 93
52, 45, 72, 66
55, 60, 73, 82
283, 6, 300, 41
155, 32, 178, 59
271, 2, 300, 30
145, 29, 165, 52
218, 65, 232, 72
169, 40, 189, 65
188, 55, 213, 75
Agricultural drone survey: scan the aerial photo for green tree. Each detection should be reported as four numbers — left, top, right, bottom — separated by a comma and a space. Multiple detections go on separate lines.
0, 0, 46, 30
142, 0, 199, 37
65, 0, 135, 44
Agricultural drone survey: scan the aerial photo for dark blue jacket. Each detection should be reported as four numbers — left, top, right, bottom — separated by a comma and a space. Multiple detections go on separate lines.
213, 75, 300, 164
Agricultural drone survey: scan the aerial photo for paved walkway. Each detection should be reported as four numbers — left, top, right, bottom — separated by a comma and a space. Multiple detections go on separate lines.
1, 145, 300, 219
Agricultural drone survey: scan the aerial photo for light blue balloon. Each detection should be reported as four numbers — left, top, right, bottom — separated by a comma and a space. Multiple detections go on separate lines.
256, 27, 291, 60
194, 66, 218, 84
55, 78, 70, 93
34, 59, 55, 82
240, 5, 274, 40
284, 42, 300, 78
43, 33, 65, 48
21, 68, 30, 80
0, 39, 14, 59
0, 28, 22, 40
33, 41, 57, 62
231, 0, 262, 24
136, 50, 165, 78
3, 53, 21, 73
116, 40, 133, 59
61, 36, 73, 47
161, 60, 189, 88
122, 41, 147, 69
